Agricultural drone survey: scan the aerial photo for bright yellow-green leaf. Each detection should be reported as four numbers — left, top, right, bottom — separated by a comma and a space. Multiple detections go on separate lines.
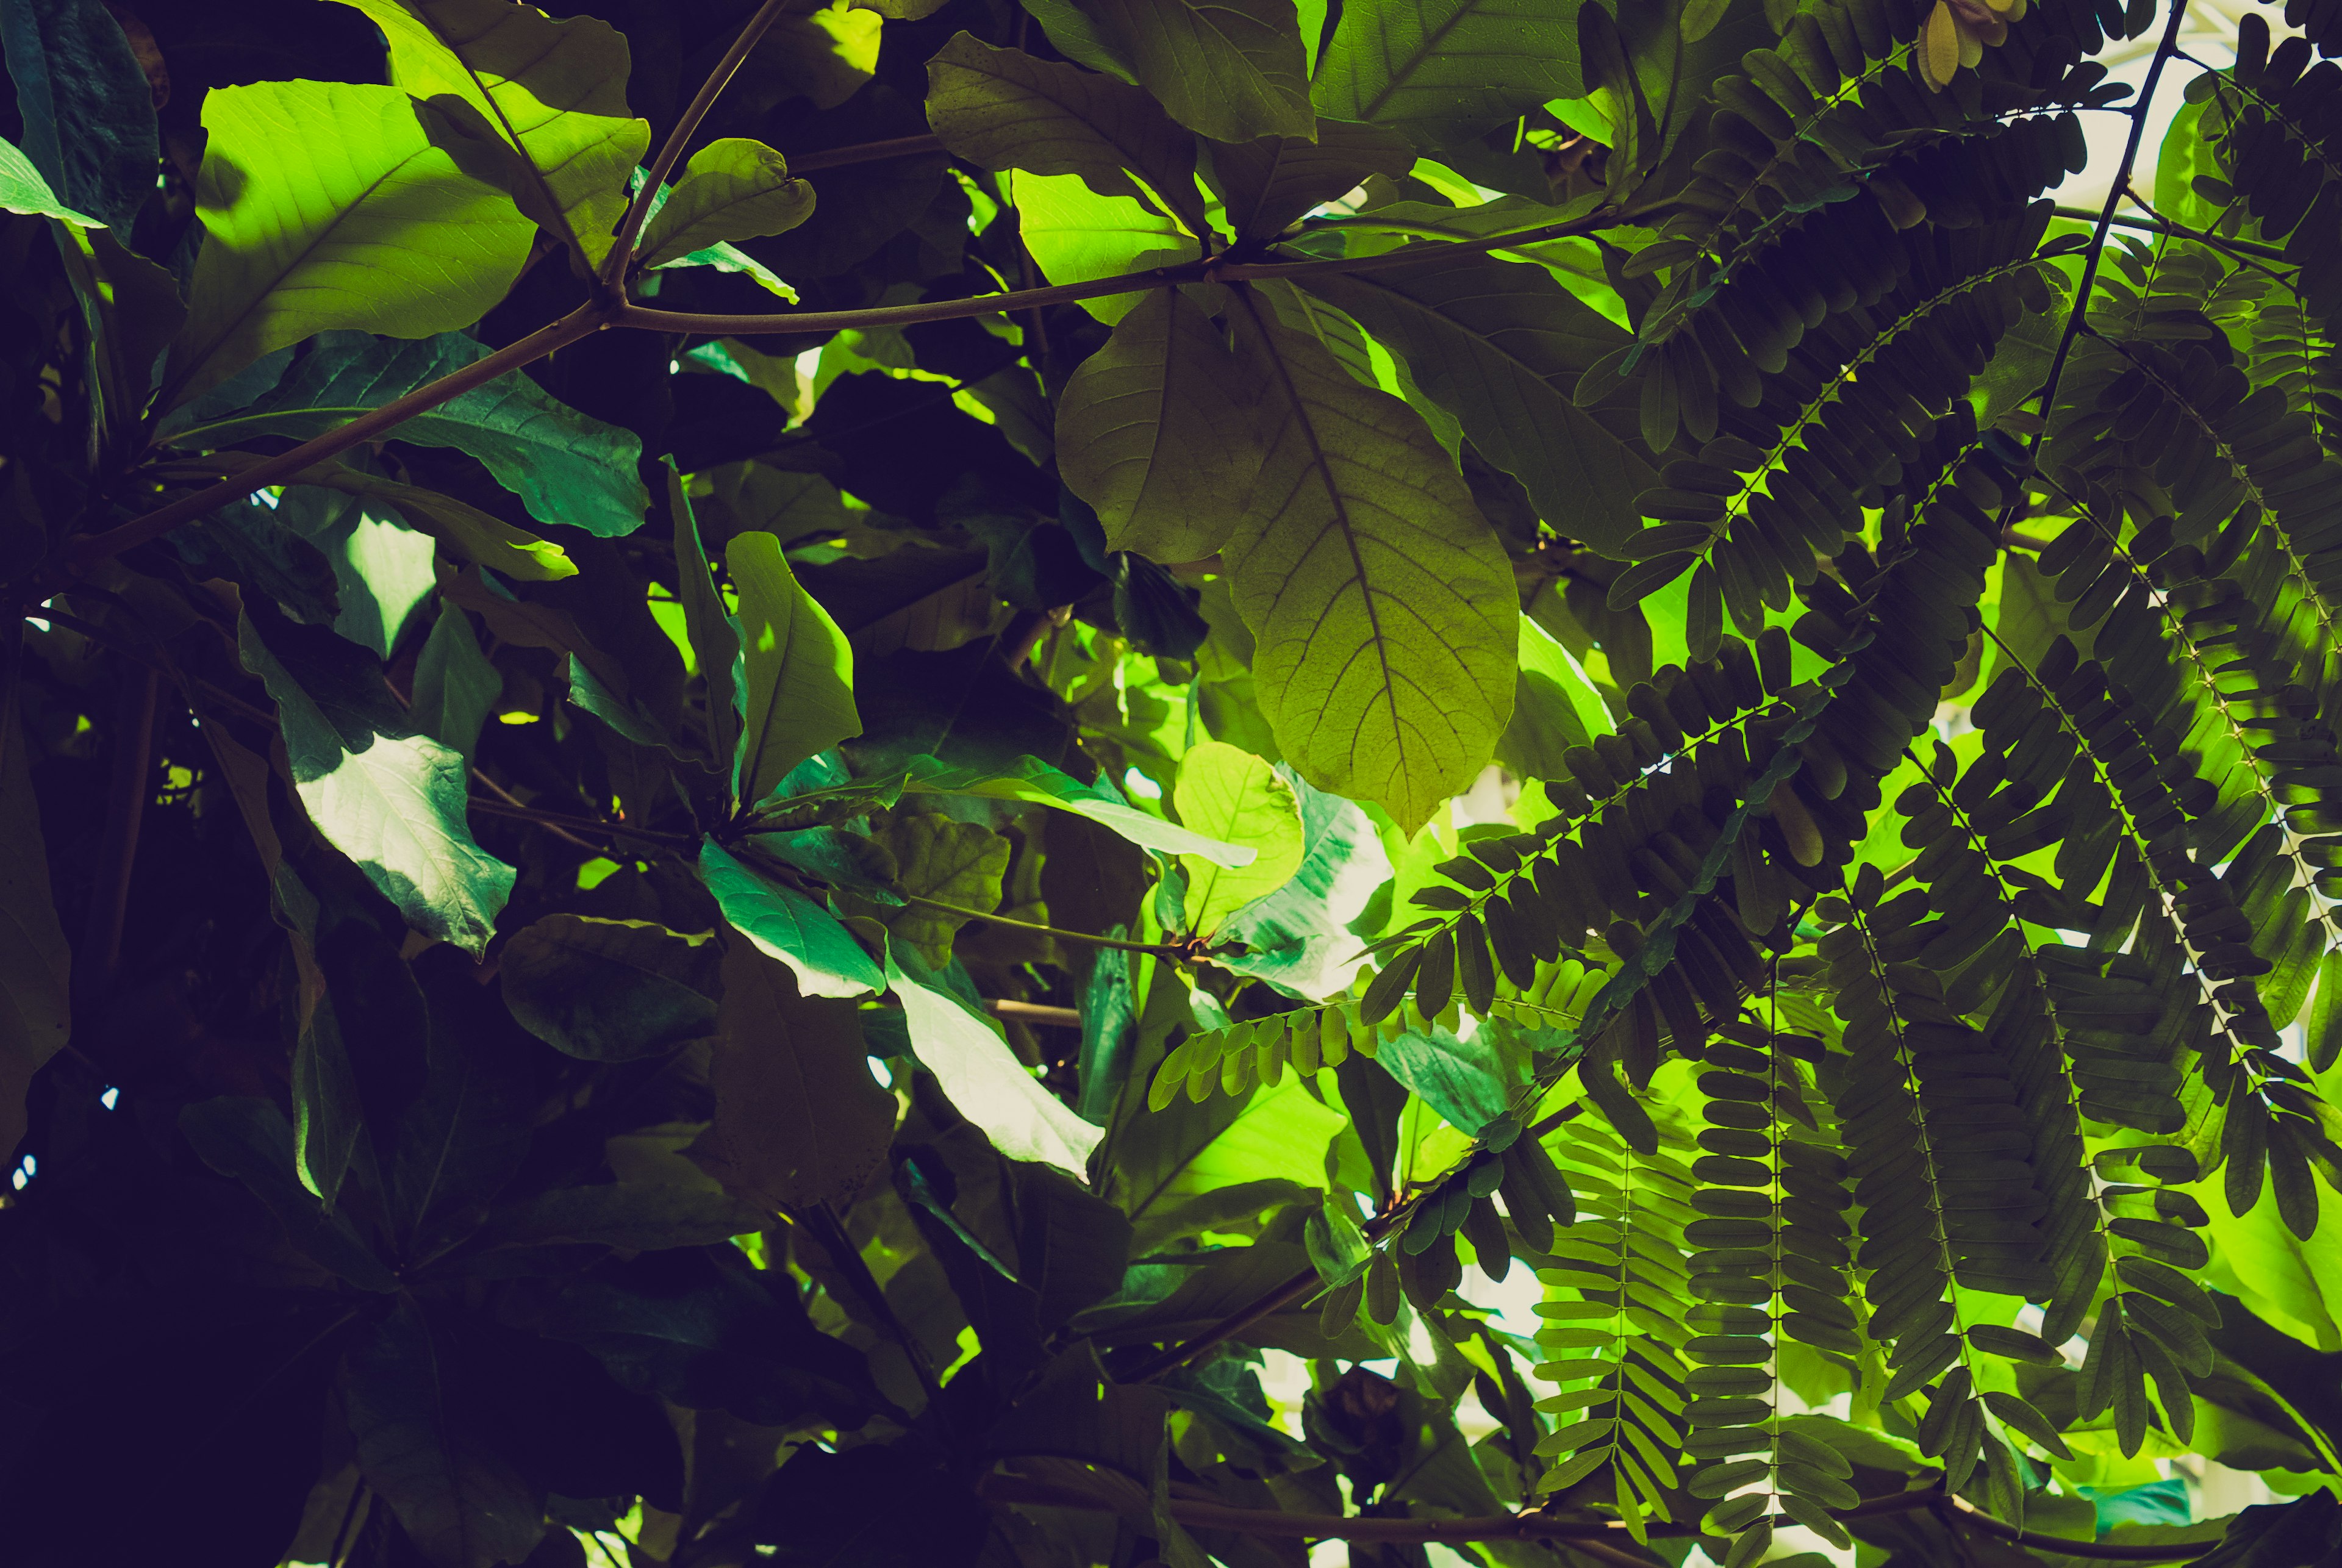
166, 80, 534, 404
1175, 742, 1305, 938
637, 138, 815, 270
1055, 287, 1264, 562
728, 530, 861, 809
1219, 287, 1517, 831
336, 0, 650, 265
1009, 170, 1198, 324
889, 947, 1100, 1178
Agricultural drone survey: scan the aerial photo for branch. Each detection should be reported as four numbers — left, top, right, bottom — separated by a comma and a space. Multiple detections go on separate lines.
35, 305, 611, 601
1996, 0, 2193, 537
466, 795, 697, 847
789, 132, 946, 174
2049, 202, 2290, 263
985, 998, 1083, 1028
899, 894, 1187, 958
600, 0, 793, 287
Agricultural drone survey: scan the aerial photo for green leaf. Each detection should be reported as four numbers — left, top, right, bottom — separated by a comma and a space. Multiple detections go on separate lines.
889, 944, 1101, 1178
1214, 767, 1394, 1000
0, 0, 158, 231
237, 612, 516, 954
900, 753, 1254, 867
1173, 741, 1306, 938
340, 1298, 545, 1568
499, 915, 720, 1061
1055, 287, 1266, 563
269, 457, 575, 582
1011, 168, 1201, 324
1299, 248, 1655, 554
1497, 612, 1603, 781
697, 840, 884, 999
1073, 0, 1315, 144
687, 939, 897, 1212
0, 702, 68, 1164
409, 602, 500, 759
162, 331, 650, 539
926, 34, 1206, 234
0, 133, 96, 223
668, 467, 741, 773
177, 1097, 399, 1292
1377, 1023, 1516, 1132
637, 138, 815, 269
165, 80, 534, 404
1219, 285, 1517, 831
335, 0, 650, 267
868, 812, 1009, 965
1205, 118, 1414, 241
729, 529, 861, 809
1312, 0, 1586, 146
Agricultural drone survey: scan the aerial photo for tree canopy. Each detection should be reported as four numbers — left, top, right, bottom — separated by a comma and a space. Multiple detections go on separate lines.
5, 0, 2342, 1565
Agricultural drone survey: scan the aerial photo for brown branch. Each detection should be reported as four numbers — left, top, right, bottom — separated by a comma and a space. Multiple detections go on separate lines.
465, 795, 695, 847
789, 132, 947, 174
899, 893, 1187, 957
984, 999, 1083, 1028
601, 0, 794, 287
40, 305, 611, 599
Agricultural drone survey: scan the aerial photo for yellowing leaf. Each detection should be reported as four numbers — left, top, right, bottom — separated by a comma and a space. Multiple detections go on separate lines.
1174, 742, 1305, 939
638, 138, 815, 269
1055, 287, 1264, 562
167, 80, 534, 404
335, 0, 650, 265
1219, 287, 1516, 831
728, 529, 861, 809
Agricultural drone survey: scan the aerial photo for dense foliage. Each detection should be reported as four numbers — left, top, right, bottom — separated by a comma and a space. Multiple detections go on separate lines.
8, 0, 2342, 1565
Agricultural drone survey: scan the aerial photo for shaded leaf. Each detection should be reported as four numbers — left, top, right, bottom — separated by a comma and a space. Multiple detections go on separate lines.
0, 700, 68, 1163
890, 944, 1100, 1179
0, 0, 157, 230
638, 137, 815, 269
1312, 0, 1586, 146
177, 1097, 398, 1292
1206, 118, 1414, 240
499, 915, 720, 1061
730, 528, 861, 809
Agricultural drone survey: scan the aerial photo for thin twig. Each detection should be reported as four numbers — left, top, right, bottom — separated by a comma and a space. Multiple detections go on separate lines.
789, 132, 947, 174
467, 795, 695, 847
986, 998, 1083, 1027
901, 893, 1186, 957
600, 0, 795, 288
1995, 0, 2193, 540
2049, 202, 2290, 262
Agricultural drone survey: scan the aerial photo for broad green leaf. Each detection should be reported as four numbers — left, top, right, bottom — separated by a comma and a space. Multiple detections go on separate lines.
1299, 248, 1655, 554
335, 0, 650, 267
925, 33, 1206, 233
1205, 118, 1413, 241
901, 753, 1255, 867
1377, 1023, 1516, 1133
1081, 0, 1315, 144
500, 915, 720, 1061
0, 705, 69, 1162
1010, 169, 1201, 324
0, 133, 96, 223
1124, 1078, 1346, 1251
1055, 287, 1266, 563
649, 238, 798, 299
1219, 287, 1517, 831
867, 813, 1008, 965
163, 331, 650, 539
688, 939, 896, 1212
1497, 612, 1602, 781
1312, 0, 1586, 146
409, 602, 500, 759
729, 529, 861, 809
1174, 742, 1306, 938
889, 945, 1101, 1178
52, 226, 185, 438
340, 1299, 545, 1568
165, 80, 534, 404
177, 1097, 398, 1292
747, 1, 884, 110
0, 0, 157, 230
227, 454, 575, 582
697, 840, 884, 999
637, 138, 815, 270
237, 613, 516, 954
1214, 766, 1392, 1000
